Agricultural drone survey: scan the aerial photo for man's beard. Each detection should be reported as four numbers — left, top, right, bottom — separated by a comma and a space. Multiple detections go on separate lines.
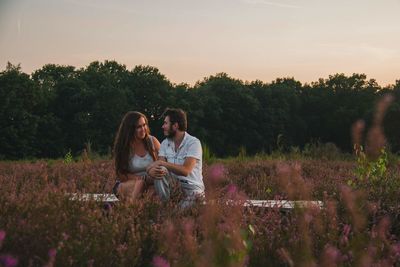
166, 126, 176, 138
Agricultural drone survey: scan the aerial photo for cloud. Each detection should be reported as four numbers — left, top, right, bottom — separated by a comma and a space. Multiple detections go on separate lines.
241, 0, 302, 9
359, 44, 399, 60
319, 42, 399, 61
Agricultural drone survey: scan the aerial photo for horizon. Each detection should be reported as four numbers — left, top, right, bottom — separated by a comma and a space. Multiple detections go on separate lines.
1, 0, 399, 87
2, 60, 399, 87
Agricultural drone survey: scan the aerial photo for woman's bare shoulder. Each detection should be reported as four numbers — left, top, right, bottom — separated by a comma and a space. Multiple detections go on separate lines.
150, 135, 161, 150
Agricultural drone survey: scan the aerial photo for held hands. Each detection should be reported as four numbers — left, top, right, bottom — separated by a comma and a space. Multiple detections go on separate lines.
148, 162, 168, 179
146, 160, 164, 172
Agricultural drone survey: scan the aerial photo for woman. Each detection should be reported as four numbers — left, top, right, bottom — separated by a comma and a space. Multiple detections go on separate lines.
113, 111, 169, 202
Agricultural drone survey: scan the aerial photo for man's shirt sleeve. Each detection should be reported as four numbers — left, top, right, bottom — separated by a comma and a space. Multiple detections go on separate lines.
159, 140, 167, 158
185, 139, 202, 160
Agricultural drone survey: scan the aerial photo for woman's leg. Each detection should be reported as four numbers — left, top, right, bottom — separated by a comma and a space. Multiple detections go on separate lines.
117, 179, 145, 202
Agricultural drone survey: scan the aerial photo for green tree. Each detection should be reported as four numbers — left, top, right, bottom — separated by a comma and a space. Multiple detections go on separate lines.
126, 65, 175, 139
31, 64, 77, 157
194, 73, 261, 156
382, 80, 400, 152
303, 73, 378, 151
0, 63, 40, 159
78, 60, 131, 154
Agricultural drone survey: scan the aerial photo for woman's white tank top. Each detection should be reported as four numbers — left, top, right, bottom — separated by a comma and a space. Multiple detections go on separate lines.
128, 152, 153, 176
128, 137, 155, 176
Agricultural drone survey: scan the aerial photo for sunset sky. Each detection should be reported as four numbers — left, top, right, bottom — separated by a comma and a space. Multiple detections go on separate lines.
1, 0, 399, 86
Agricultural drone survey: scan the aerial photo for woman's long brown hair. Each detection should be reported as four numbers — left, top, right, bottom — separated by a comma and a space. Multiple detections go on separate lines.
113, 111, 157, 177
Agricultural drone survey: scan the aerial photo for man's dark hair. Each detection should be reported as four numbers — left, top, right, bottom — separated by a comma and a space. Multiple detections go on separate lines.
163, 108, 187, 131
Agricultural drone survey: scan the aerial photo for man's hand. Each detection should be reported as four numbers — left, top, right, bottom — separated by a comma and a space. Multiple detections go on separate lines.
146, 160, 165, 173
148, 165, 168, 179
156, 157, 197, 177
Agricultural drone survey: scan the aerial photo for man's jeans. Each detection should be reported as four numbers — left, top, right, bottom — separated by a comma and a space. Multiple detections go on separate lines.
153, 175, 170, 202
114, 174, 203, 208
176, 178, 205, 209
155, 175, 204, 208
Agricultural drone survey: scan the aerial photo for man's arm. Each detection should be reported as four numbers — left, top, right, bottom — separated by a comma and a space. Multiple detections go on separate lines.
146, 156, 166, 178
156, 139, 201, 177
158, 157, 197, 177
148, 138, 200, 178
147, 156, 197, 178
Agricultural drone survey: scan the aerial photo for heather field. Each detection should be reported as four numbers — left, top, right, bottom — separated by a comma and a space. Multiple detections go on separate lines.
1, 153, 400, 267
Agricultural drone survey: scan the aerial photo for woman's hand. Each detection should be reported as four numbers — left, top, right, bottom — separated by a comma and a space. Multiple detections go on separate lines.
148, 165, 168, 179
146, 160, 164, 172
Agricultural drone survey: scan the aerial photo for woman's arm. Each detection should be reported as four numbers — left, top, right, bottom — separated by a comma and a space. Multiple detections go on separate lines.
118, 172, 144, 182
153, 137, 161, 153
152, 136, 161, 162
146, 137, 162, 174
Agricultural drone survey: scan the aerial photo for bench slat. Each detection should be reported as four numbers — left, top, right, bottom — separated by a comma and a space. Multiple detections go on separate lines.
68, 193, 119, 202
67, 193, 323, 209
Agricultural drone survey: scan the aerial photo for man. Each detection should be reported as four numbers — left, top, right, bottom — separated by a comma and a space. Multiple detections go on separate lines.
148, 108, 204, 208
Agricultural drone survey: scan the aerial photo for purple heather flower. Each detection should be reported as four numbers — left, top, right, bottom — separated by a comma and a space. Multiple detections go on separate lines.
324, 245, 340, 262
208, 164, 226, 182
103, 202, 112, 211
0, 230, 5, 249
343, 224, 351, 236
391, 243, 400, 256
48, 248, 57, 258
183, 219, 194, 233
227, 184, 238, 195
304, 213, 313, 224
0, 255, 18, 267
0, 230, 5, 243
152, 256, 170, 267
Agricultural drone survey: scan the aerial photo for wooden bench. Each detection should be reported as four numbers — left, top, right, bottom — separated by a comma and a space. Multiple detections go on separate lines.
68, 193, 119, 202
67, 193, 323, 209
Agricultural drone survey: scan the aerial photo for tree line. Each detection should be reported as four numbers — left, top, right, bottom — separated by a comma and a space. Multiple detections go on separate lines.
1, 61, 399, 160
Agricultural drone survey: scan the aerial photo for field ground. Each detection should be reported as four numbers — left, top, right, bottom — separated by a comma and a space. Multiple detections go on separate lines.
1, 155, 400, 266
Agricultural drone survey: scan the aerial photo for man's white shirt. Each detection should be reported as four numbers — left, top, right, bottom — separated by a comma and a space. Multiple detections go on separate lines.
159, 132, 204, 190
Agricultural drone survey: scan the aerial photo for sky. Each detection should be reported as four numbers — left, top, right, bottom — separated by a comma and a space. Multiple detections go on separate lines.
0, 0, 399, 86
